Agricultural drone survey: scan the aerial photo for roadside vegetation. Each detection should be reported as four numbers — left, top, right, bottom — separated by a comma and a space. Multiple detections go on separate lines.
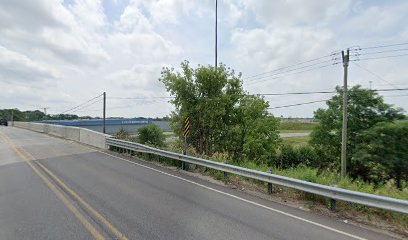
113, 62, 408, 233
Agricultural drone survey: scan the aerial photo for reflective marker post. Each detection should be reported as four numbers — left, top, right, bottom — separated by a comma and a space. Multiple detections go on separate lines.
182, 116, 190, 170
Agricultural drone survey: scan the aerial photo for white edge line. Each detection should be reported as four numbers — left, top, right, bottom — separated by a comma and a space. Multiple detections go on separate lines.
98, 151, 367, 240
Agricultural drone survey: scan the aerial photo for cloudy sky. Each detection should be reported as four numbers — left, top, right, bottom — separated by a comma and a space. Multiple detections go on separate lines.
1, 0, 408, 118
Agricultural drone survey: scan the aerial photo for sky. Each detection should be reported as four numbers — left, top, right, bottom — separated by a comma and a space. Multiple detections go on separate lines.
1, 0, 408, 118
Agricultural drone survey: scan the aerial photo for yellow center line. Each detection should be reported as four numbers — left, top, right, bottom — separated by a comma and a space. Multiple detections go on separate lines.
0, 131, 128, 240
0, 132, 105, 240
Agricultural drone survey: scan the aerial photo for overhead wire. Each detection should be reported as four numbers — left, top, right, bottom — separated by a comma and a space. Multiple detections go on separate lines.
58, 93, 103, 114
68, 98, 103, 114
356, 48, 408, 56
359, 42, 408, 50
352, 53, 408, 61
352, 62, 408, 94
268, 99, 329, 110
243, 53, 338, 80
244, 59, 335, 84
245, 64, 334, 86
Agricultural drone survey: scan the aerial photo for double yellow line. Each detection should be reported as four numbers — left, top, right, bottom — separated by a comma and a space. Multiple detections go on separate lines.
0, 131, 128, 240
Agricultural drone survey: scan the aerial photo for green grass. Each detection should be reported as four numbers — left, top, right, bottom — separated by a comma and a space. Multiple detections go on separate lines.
282, 136, 310, 146
279, 129, 312, 133
279, 121, 318, 131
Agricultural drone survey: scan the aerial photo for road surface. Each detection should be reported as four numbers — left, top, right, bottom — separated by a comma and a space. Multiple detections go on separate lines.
279, 132, 310, 138
0, 126, 397, 240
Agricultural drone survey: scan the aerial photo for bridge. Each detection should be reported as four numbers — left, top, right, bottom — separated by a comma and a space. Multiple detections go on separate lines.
0, 125, 400, 240
40, 119, 170, 134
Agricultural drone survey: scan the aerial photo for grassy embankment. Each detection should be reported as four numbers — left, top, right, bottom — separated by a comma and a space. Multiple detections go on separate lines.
279, 121, 317, 146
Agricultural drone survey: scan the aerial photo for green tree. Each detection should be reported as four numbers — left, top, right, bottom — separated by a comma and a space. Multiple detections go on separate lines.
353, 121, 408, 189
160, 61, 280, 162
137, 125, 165, 147
310, 85, 405, 173
0, 109, 48, 121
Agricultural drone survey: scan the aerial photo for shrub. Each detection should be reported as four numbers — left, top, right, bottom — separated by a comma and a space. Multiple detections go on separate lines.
276, 144, 299, 168
353, 121, 408, 189
115, 127, 130, 139
137, 125, 165, 147
274, 144, 319, 169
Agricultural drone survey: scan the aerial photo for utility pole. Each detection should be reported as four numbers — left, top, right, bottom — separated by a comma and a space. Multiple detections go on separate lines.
103, 92, 106, 134
42, 107, 49, 115
42, 107, 49, 120
11, 110, 14, 126
215, 0, 218, 70
341, 49, 349, 178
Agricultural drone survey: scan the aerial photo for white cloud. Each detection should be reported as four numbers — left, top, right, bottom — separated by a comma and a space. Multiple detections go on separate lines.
342, 2, 408, 36
0, 0, 407, 118
114, 1, 153, 32
0, 46, 58, 82
231, 27, 334, 77
69, 0, 107, 30
242, 0, 351, 27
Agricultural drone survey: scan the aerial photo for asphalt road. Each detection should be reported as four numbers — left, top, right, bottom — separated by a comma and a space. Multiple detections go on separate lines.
279, 132, 310, 138
0, 126, 398, 240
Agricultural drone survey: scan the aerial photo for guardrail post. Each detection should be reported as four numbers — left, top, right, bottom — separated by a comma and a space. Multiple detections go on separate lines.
181, 149, 186, 170
330, 184, 337, 212
267, 170, 273, 194
330, 198, 337, 212
268, 183, 273, 194
223, 161, 228, 181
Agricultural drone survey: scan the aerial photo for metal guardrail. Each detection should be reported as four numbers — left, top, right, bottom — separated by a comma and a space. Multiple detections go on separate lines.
106, 137, 408, 214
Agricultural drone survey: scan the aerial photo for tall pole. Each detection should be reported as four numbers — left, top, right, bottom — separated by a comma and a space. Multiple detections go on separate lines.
11, 110, 14, 126
215, 0, 218, 70
103, 92, 106, 134
341, 49, 349, 178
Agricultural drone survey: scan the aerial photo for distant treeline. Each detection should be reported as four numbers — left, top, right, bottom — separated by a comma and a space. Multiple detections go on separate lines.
0, 109, 82, 121
0, 109, 170, 122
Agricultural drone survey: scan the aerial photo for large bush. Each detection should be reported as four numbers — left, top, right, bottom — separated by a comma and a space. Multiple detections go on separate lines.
310, 85, 405, 172
353, 121, 408, 188
160, 61, 280, 162
274, 144, 318, 169
137, 125, 165, 147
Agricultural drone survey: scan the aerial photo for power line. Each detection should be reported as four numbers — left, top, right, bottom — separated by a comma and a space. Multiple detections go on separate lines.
244, 42, 408, 82
108, 96, 173, 100
360, 42, 408, 50
58, 93, 103, 114
246, 64, 334, 86
353, 53, 408, 61
268, 99, 328, 110
243, 53, 338, 80
245, 59, 334, 84
261, 90, 334, 96
383, 94, 408, 98
352, 62, 408, 94
107, 87, 408, 103
357, 48, 408, 56
68, 98, 103, 114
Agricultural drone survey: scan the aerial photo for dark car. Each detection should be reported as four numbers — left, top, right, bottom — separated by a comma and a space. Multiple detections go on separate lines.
0, 119, 8, 126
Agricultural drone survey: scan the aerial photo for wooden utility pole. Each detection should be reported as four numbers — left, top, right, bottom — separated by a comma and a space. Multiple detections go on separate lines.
341, 49, 349, 178
103, 92, 106, 134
